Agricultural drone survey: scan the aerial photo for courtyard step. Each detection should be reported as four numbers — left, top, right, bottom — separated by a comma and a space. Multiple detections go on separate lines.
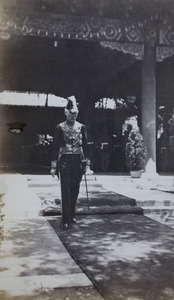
136, 199, 174, 206
27, 174, 143, 216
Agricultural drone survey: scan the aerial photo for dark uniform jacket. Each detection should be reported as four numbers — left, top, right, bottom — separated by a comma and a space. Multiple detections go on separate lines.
52, 121, 88, 162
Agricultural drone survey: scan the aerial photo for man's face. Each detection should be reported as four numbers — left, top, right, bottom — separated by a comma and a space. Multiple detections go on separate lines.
65, 109, 78, 123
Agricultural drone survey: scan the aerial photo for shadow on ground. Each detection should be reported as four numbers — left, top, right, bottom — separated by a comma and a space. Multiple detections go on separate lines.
48, 214, 174, 300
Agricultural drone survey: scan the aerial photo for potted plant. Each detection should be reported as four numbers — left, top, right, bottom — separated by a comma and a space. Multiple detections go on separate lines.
125, 128, 146, 178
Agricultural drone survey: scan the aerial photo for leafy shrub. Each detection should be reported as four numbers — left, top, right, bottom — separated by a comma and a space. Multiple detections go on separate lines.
125, 129, 146, 171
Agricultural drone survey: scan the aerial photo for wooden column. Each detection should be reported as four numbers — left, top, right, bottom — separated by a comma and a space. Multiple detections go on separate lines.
141, 32, 157, 174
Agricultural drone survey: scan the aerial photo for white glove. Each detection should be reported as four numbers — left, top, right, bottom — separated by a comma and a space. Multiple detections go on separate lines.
50, 168, 56, 177
50, 161, 57, 178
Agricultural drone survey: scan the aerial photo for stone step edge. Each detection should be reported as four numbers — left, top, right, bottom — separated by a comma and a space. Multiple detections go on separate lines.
136, 202, 174, 206
42, 206, 143, 216
140, 206, 174, 209
28, 183, 102, 188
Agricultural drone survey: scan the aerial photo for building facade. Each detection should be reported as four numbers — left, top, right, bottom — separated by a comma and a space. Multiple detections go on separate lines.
0, 1, 174, 174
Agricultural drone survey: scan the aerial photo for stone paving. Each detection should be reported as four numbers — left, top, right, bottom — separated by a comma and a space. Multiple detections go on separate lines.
0, 171, 174, 300
49, 213, 174, 300
0, 174, 101, 300
95, 174, 174, 229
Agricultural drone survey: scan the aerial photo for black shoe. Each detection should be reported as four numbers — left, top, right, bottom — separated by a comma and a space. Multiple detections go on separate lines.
70, 218, 77, 224
62, 223, 69, 230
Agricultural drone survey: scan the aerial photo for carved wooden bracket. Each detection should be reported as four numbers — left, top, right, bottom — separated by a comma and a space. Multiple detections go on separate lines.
100, 41, 174, 62
0, 10, 144, 43
1, 10, 174, 61
100, 41, 144, 60
156, 45, 174, 62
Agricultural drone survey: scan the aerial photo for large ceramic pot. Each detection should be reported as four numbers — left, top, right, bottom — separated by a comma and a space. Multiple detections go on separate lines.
130, 170, 142, 178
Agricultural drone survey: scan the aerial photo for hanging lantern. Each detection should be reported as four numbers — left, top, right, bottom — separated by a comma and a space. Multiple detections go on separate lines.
7, 122, 26, 134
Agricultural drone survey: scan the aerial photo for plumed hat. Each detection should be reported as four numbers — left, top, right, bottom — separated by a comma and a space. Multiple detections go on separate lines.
66, 96, 79, 112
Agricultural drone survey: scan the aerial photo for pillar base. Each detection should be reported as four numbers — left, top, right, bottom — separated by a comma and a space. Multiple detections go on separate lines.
141, 171, 159, 179
144, 158, 157, 176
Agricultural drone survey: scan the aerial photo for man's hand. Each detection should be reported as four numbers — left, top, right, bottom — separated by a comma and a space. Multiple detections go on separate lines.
81, 158, 91, 174
50, 160, 57, 178
50, 168, 56, 177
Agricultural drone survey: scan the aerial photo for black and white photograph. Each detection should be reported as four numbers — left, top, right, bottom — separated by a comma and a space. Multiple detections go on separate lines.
0, 1, 174, 299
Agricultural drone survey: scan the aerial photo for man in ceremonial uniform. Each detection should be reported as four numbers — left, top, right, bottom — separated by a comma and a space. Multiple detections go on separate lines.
50, 96, 88, 229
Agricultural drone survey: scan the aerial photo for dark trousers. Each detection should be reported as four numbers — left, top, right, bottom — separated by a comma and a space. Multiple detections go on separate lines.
59, 154, 83, 224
